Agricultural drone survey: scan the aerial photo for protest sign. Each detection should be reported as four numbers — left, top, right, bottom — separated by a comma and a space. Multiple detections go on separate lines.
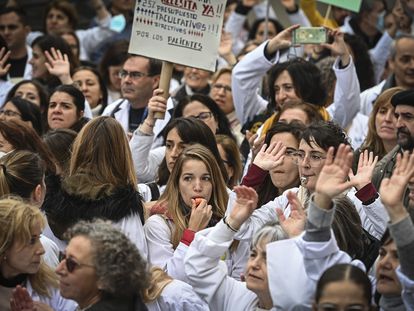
129, 0, 226, 72
318, 0, 362, 12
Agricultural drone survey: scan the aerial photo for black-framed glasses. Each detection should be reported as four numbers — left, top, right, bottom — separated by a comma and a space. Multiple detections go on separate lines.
316, 304, 368, 311
0, 109, 21, 117
59, 253, 94, 273
118, 69, 149, 80
212, 83, 232, 93
192, 111, 213, 121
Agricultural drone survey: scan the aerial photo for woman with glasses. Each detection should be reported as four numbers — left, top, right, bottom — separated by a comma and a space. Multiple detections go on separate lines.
210, 67, 244, 145
229, 121, 388, 251
0, 197, 77, 311
0, 97, 43, 135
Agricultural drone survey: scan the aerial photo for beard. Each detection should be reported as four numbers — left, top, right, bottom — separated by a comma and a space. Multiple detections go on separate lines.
397, 128, 414, 150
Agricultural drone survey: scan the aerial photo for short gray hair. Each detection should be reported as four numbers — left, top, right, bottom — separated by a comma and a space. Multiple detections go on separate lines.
252, 222, 288, 249
65, 220, 150, 297
390, 34, 414, 60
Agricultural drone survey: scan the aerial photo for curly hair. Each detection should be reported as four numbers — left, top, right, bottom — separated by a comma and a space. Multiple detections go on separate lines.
65, 220, 150, 298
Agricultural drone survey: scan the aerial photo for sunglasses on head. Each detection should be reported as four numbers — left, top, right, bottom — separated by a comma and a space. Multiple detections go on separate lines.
59, 252, 94, 273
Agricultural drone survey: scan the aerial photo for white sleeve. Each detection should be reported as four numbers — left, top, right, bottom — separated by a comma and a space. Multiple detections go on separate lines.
40, 235, 59, 269
224, 11, 248, 55
327, 56, 361, 129
369, 31, 393, 84
144, 215, 189, 282
347, 190, 389, 240
129, 130, 165, 183
75, 14, 115, 61
184, 221, 258, 311
231, 41, 276, 126
115, 215, 148, 260
286, 9, 312, 27
396, 267, 414, 311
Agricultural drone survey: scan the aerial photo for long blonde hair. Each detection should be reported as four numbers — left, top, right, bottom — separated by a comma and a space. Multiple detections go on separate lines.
0, 198, 58, 297
142, 266, 173, 303
70, 116, 137, 191
159, 144, 228, 248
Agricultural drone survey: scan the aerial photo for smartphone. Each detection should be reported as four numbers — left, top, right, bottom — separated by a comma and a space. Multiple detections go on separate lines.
292, 27, 327, 45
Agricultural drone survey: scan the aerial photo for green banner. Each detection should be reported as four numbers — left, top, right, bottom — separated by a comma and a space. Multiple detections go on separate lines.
317, 0, 362, 12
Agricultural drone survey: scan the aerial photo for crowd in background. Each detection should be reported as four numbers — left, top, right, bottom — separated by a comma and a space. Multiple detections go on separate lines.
0, 0, 413, 310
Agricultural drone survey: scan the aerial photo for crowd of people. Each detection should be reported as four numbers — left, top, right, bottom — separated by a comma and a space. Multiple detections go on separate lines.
0, 0, 413, 310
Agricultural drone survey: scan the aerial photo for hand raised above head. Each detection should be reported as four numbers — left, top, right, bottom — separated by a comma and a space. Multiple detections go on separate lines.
228, 185, 258, 230
253, 141, 286, 171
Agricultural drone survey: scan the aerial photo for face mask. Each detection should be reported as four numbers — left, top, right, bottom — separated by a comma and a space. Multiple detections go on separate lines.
376, 10, 386, 31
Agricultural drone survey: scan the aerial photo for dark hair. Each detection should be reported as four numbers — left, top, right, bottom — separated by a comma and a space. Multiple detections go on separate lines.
216, 134, 242, 188
256, 122, 304, 207
301, 121, 350, 154
356, 0, 386, 20
43, 128, 77, 176
72, 66, 108, 114
5, 97, 43, 135
0, 120, 56, 174
49, 84, 85, 113
0, 150, 45, 199
173, 94, 236, 141
60, 30, 80, 59
5, 79, 49, 113
158, 117, 227, 186
344, 34, 375, 92
31, 35, 79, 75
268, 58, 327, 110
99, 40, 129, 87
315, 264, 372, 304
126, 54, 162, 77
44, 0, 78, 32
0, 6, 28, 25
248, 18, 284, 41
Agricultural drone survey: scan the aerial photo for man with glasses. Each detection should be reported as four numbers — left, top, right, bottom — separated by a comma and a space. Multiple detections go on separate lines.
0, 6, 32, 79
103, 54, 161, 135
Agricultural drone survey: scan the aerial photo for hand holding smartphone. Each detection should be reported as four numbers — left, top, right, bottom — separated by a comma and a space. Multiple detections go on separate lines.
292, 27, 328, 45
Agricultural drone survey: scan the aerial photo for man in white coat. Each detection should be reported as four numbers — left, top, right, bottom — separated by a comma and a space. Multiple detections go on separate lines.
103, 54, 161, 136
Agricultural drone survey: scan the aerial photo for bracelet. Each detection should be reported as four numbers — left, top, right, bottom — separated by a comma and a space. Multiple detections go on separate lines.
223, 216, 238, 233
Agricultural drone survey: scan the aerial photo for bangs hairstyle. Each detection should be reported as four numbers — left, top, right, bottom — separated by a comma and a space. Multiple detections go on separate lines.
315, 264, 372, 305
161, 144, 228, 248
268, 58, 327, 110
301, 121, 350, 154
0, 198, 57, 297
5, 97, 43, 135
362, 87, 404, 157
70, 116, 136, 187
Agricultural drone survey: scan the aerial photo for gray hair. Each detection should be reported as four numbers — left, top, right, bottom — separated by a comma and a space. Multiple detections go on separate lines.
65, 220, 150, 297
251, 222, 288, 249
389, 34, 414, 60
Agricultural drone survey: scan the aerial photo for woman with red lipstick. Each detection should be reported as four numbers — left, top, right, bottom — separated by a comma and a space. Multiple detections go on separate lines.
144, 144, 228, 282
0, 198, 76, 311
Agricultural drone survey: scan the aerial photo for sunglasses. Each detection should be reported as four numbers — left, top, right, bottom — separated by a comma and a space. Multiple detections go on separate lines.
59, 252, 94, 273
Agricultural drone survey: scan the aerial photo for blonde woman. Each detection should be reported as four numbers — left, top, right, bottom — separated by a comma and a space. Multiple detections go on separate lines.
0, 198, 76, 311
144, 144, 228, 281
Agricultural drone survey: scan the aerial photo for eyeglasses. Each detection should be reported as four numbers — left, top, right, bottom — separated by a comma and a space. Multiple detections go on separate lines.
0, 109, 21, 117
192, 111, 213, 121
293, 150, 326, 166
118, 69, 149, 80
59, 253, 94, 273
316, 304, 368, 311
212, 83, 232, 93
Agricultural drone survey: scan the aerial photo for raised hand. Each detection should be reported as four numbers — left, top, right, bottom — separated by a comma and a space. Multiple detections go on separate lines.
276, 191, 306, 237
321, 29, 350, 67
349, 150, 378, 190
315, 144, 354, 200
228, 186, 258, 230
147, 89, 167, 121
188, 198, 213, 232
380, 151, 414, 223
266, 24, 301, 54
248, 132, 265, 159
45, 47, 72, 84
253, 141, 286, 171
10, 285, 36, 311
0, 47, 11, 77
